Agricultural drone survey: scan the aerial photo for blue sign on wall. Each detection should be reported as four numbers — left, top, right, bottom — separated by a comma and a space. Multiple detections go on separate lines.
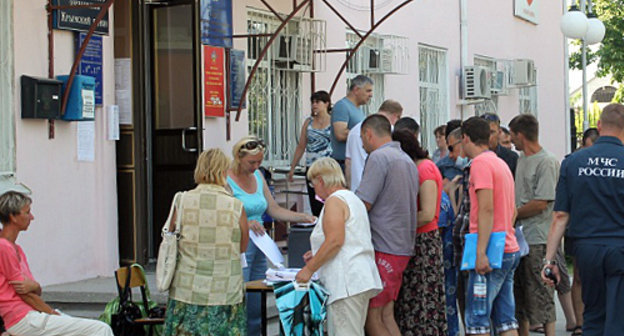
200, 0, 233, 48
229, 49, 246, 109
76, 33, 103, 106
52, 0, 110, 35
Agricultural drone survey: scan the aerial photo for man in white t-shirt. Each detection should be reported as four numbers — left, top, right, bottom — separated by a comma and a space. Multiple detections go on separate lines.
345, 100, 403, 191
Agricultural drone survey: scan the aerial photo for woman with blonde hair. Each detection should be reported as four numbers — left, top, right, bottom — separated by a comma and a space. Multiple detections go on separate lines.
295, 157, 382, 336
227, 136, 315, 335
164, 148, 249, 336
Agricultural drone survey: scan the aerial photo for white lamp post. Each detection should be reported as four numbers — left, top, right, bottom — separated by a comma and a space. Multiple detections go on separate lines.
560, 0, 605, 132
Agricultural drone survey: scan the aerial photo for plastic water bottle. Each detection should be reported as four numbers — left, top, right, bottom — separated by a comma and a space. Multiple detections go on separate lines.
473, 274, 488, 316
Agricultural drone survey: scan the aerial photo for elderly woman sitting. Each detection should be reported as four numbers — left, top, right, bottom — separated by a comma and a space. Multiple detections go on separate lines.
0, 191, 113, 336
295, 157, 382, 336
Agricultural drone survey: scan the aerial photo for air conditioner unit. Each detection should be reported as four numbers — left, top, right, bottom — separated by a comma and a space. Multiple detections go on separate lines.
463, 66, 491, 99
491, 70, 507, 95
513, 59, 536, 86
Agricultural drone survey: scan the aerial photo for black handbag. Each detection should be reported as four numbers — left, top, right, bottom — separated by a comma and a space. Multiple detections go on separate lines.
111, 268, 146, 336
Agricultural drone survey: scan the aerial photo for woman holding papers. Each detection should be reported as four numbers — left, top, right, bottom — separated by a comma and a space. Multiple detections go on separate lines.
164, 149, 249, 336
295, 157, 382, 336
228, 136, 315, 336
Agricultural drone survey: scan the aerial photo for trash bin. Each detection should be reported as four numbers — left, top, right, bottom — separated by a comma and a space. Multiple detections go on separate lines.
288, 225, 314, 268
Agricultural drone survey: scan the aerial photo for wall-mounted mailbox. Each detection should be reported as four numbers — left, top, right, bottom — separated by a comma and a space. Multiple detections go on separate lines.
21, 75, 63, 119
57, 75, 96, 121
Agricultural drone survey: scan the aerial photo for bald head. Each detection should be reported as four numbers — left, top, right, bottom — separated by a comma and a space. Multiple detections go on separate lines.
600, 103, 624, 131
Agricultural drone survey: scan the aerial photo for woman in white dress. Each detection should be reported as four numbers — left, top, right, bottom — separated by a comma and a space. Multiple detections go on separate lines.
295, 157, 382, 336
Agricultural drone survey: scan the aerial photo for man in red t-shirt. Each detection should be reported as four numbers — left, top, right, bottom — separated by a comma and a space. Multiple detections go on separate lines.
460, 117, 520, 336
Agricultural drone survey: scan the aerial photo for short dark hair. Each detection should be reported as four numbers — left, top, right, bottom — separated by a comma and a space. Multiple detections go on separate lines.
434, 125, 446, 136
461, 117, 490, 146
582, 127, 599, 145
362, 114, 391, 137
394, 117, 420, 135
392, 129, 429, 160
310, 90, 332, 112
445, 119, 462, 140
509, 114, 539, 142
600, 103, 624, 130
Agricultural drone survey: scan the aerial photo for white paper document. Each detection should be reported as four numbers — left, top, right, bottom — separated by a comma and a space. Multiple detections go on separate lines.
77, 121, 95, 162
249, 231, 284, 268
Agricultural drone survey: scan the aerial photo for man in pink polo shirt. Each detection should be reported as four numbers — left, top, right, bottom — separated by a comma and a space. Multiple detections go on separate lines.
460, 117, 520, 336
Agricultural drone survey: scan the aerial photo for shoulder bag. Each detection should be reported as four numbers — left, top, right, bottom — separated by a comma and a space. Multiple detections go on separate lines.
155, 192, 184, 292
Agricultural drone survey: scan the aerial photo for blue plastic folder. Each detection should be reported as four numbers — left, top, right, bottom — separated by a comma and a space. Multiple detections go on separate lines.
460, 231, 506, 271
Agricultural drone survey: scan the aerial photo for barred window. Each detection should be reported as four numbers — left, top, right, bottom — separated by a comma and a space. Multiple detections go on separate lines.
247, 9, 303, 166
419, 45, 449, 153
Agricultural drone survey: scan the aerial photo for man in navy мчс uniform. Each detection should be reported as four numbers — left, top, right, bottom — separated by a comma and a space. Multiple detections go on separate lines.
542, 103, 624, 336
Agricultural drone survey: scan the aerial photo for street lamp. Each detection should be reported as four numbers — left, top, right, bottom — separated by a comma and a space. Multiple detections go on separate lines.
560, 0, 605, 132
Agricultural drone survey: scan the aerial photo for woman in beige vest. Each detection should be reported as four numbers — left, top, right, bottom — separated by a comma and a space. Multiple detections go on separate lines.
164, 149, 249, 336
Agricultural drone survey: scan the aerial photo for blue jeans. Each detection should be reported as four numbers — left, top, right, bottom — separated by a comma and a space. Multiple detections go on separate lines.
465, 252, 520, 335
575, 243, 624, 336
244, 239, 268, 336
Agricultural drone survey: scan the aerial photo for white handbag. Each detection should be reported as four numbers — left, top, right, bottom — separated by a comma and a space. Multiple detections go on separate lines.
155, 192, 184, 292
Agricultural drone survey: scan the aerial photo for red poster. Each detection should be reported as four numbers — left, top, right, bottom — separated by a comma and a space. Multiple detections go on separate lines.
203, 45, 225, 117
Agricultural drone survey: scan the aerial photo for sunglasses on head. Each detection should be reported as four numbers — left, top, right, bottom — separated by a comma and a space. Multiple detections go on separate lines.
480, 114, 500, 123
241, 139, 265, 151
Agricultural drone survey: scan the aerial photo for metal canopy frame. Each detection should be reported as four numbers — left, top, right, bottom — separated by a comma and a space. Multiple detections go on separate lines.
234, 0, 414, 122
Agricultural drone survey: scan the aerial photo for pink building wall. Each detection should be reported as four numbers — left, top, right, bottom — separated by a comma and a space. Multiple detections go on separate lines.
8, 0, 566, 284
12, 1, 119, 285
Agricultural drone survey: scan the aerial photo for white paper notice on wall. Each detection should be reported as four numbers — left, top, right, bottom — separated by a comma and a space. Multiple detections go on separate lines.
115, 58, 133, 125
82, 89, 95, 119
107, 105, 120, 141
77, 121, 95, 162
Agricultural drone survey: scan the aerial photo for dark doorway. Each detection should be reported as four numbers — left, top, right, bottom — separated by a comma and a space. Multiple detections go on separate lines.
148, 0, 202, 258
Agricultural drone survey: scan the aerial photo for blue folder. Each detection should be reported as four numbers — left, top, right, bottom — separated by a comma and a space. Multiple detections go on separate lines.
460, 231, 506, 271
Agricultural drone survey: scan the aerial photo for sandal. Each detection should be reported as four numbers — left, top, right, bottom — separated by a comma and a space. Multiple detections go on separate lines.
529, 326, 545, 334
570, 326, 583, 336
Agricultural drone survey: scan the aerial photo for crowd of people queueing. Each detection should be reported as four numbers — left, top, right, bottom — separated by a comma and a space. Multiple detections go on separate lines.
1, 73, 624, 336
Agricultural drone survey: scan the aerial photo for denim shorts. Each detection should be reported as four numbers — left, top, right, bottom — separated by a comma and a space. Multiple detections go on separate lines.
465, 251, 520, 335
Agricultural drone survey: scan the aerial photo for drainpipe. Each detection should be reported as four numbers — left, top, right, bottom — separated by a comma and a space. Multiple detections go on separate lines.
563, 0, 571, 153
460, 0, 468, 119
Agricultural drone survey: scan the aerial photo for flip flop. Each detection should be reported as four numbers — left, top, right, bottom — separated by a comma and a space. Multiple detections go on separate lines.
570, 326, 583, 336
529, 326, 545, 334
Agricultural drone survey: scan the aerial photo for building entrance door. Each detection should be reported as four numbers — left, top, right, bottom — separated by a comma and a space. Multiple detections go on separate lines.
147, 0, 201, 258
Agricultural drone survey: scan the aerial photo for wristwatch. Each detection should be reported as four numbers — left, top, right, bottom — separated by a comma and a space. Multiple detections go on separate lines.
542, 258, 557, 266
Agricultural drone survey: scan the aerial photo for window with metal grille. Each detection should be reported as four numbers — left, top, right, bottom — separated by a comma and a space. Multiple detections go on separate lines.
247, 9, 303, 166
519, 86, 538, 116
346, 32, 385, 115
419, 45, 449, 154
0, 0, 14, 176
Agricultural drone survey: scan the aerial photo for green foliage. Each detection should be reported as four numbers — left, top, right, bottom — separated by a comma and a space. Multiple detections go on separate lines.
569, 0, 624, 84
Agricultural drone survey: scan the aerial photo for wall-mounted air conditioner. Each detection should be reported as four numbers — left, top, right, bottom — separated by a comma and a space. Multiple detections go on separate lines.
463, 66, 491, 99
513, 59, 536, 86
491, 70, 507, 95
